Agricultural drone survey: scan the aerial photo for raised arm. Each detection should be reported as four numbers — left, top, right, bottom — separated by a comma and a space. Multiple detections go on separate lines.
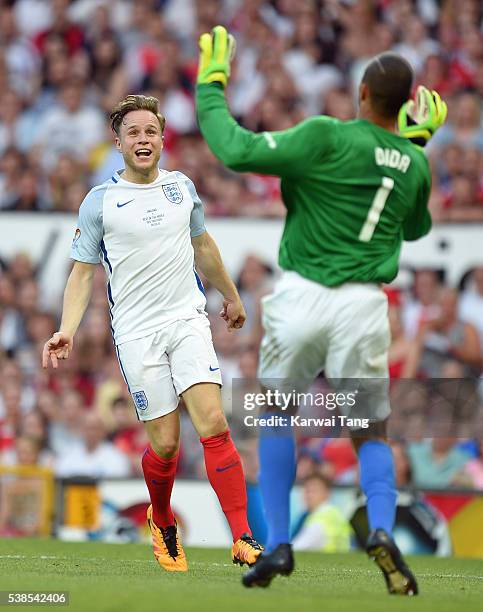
196, 26, 331, 177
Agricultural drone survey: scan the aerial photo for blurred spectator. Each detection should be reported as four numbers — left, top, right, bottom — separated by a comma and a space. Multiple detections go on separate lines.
143, 51, 196, 134
87, 34, 129, 113
89, 124, 124, 186
13, 0, 53, 39
296, 446, 322, 482
390, 440, 413, 488
9, 253, 36, 287
292, 473, 351, 552
75, 306, 113, 374
17, 279, 40, 339
60, 179, 89, 213
283, 9, 342, 116
0, 273, 22, 351
402, 270, 443, 338
236, 254, 273, 344
47, 153, 87, 211
430, 144, 483, 216
323, 88, 356, 120
429, 92, 483, 153
109, 396, 148, 476
320, 438, 358, 484
48, 389, 84, 455
2, 434, 42, 467
0, 436, 47, 536
6, 167, 48, 211
33, 80, 105, 169
0, 382, 23, 454
417, 54, 455, 98
392, 15, 439, 74
94, 355, 130, 428
453, 439, 483, 490
34, 388, 60, 427
17, 410, 54, 467
55, 411, 131, 478
237, 345, 260, 379
0, 90, 37, 156
408, 437, 472, 488
209, 318, 243, 384
386, 289, 421, 378
440, 175, 483, 222
46, 346, 96, 406
0, 148, 26, 209
0, 4, 40, 99
33, 0, 84, 57
460, 267, 483, 349
416, 288, 481, 378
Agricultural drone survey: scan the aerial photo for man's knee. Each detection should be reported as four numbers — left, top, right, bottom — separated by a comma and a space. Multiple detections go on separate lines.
149, 438, 179, 459
145, 426, 180, 459
198, 407, 228, 438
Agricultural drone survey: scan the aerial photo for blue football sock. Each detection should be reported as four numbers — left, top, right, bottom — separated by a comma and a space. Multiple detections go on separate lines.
358, 440, 397, 535
258, 423, 296, 552
246, 482, 268, 546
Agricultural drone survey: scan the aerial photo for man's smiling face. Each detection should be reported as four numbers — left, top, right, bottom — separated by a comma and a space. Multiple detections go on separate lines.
115, 109, 163, 177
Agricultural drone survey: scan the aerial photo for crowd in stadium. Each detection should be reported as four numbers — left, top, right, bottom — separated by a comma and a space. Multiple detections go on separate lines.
0, 0, 481, 218
1, 0, 483, 514
1, 248, 483, 490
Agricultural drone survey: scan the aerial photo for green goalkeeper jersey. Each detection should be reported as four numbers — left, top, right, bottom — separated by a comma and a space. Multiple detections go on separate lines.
196, 84, 432, 287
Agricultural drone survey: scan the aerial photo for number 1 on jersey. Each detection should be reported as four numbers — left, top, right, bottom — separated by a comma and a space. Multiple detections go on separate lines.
358, 176, 395, 242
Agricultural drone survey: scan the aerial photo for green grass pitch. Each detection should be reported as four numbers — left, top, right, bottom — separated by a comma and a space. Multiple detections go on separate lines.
0, 539, 482, 612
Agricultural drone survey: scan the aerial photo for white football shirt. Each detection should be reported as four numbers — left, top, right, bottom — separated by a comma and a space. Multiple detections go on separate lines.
71, 169, 207, 345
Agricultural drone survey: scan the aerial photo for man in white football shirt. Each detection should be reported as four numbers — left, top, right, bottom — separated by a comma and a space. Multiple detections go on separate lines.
42, 94, 262, 572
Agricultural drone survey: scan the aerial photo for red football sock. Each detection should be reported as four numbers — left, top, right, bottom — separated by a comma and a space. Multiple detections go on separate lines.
141, 445, 178, 528
200, 430, 251, 542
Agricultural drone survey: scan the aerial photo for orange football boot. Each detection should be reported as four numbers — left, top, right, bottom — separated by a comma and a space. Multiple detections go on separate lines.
232, 533, 264, 566
147, 504, 188, 572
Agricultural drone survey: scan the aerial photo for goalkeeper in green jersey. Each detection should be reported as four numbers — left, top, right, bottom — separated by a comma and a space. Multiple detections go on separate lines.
196, 26, 447, 595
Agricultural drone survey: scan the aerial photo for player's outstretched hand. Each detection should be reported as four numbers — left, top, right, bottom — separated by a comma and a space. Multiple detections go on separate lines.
220, 297, 246, 332
197, 25, 236, 88
42, 332, 73, 369
398, 86, 447, 147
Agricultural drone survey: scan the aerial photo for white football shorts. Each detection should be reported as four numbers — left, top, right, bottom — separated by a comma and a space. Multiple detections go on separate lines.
258, 271, 390, 422
116, 315, 222, 421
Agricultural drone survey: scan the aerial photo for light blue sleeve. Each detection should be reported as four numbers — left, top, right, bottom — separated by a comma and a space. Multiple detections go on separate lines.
186, 178, 206, 237
70, 185, 106, 264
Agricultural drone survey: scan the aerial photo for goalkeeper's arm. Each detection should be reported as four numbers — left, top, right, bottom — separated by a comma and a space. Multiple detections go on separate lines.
195, 25, 330, 178
196, 84, 330, 178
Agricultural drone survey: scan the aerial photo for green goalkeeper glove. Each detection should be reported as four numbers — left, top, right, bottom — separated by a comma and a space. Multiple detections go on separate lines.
398, 86, 448, 147
197, 25, 236, 88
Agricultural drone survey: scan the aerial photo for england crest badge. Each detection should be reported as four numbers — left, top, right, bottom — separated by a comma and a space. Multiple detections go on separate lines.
162, 182, 183, 204
132, 390, 148, 412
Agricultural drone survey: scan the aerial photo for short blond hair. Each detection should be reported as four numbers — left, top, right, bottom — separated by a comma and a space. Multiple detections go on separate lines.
110, 94, 166, 135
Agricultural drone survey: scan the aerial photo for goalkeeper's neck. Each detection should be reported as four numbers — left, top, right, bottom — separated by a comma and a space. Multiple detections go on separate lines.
358, 108, 398, 134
